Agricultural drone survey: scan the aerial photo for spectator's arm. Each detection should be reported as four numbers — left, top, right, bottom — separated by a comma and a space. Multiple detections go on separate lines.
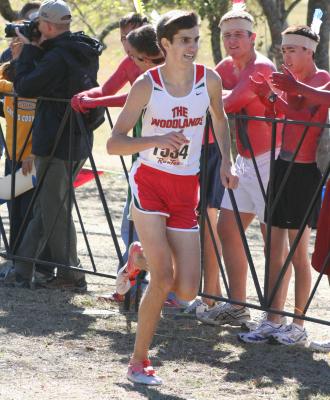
14, 44, 65, 98
80, 93, 128, 109
101, 57, 131, 96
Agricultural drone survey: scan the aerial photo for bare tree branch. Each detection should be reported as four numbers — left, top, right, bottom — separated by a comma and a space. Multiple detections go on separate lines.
0, 0, 18, 21
284, 0, 302, 21
69, 1, 97, 36
98, 21, 120, 44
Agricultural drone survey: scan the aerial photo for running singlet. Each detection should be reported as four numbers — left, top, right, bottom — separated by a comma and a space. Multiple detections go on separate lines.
138, 64, 210, 175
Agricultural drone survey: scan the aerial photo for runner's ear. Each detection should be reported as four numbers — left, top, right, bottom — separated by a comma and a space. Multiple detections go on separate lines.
160, 37, 170, 52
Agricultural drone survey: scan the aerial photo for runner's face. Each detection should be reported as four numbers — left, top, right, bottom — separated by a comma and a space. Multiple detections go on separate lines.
128, 42, 164, 72
120, 24, 136, 55
282, 45, 311, 75
222, 29, 255, 59
163, 26, 200, 64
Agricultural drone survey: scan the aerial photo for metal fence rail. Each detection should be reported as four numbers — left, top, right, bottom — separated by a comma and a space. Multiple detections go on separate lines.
0, 90, 329, 326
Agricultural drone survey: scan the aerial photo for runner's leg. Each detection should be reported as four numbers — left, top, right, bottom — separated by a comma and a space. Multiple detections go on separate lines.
130, 207, 174, 363
167, 229, 200, 302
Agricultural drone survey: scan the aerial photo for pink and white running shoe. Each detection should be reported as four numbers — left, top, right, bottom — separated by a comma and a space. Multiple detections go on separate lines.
116, 242, 144, 295
127, 359, 162, 385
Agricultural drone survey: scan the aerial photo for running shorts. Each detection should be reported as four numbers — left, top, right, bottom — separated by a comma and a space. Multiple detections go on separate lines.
267, 158, 322, 229
129, 161, 199, 232
200, 143, 225, 210
221, 151, 275, 222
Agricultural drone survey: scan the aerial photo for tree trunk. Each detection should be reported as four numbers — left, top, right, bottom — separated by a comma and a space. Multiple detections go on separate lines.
258, 0, 302, 68
209, 17, 222, 65
307, 0, 330, 70
206, 0, 229, 65
0, 0, 18, 21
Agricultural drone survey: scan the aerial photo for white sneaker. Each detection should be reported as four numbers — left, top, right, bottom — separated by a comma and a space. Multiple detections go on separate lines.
241, 311, 287, 332
127, 359, 162, 386
116, 242, 143, 295
183, 298, 204, 315
197, 302, 250, 326
0, 261, 14, 281
196, 302, 224, 323
238, 320, 284, 344
309, 341, 330, 353
270, 323, 308, 346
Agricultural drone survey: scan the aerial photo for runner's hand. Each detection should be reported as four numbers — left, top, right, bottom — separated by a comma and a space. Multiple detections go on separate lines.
220, 160, 238, 189
154, 130, 188, 151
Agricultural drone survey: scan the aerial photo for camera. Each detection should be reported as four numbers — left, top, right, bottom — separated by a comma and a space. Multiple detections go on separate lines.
5, 20, 41, 41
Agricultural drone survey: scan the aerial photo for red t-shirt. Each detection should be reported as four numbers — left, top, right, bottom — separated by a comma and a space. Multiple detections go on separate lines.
280, 70, 330, 163
215, 52, 282, 158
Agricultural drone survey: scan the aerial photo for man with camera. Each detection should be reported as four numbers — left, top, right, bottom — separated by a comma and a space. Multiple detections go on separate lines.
11, 0, 102, 290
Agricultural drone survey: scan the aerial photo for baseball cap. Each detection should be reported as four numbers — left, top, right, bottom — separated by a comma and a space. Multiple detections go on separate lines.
38, 0, 72, 24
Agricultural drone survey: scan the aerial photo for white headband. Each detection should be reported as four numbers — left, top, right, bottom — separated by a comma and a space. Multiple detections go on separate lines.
220, 19, 253, 34
282, 34, 318, 52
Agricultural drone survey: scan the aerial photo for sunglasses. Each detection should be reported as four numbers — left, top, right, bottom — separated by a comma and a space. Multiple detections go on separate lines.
131, 54, 165, 65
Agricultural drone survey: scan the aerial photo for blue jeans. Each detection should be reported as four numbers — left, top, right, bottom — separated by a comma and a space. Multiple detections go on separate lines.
119, 196, 138, 271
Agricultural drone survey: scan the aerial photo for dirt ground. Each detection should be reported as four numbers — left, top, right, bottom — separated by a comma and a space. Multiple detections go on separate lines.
0, 171, 329, 400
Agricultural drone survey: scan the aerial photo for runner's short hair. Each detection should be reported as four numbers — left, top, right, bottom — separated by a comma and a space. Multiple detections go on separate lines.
127, 25, 162, 57
282, 25, 319, 44
119, 12, 148, 29
156, 10, 199, 45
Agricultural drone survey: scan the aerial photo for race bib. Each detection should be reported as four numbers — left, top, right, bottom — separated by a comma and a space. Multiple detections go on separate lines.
152, 137, 191, 167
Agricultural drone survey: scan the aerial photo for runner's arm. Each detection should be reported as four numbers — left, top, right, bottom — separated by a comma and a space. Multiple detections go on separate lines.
207, 69, 238, 189
107, 76, 187, 155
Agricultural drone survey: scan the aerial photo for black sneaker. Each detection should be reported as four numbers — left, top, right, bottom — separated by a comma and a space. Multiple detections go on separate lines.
42, 277, 87, 293
14, 274, 31, 288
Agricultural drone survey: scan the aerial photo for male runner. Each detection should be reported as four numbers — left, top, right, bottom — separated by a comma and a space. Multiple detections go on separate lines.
239, 25, 330, 346
196, 6, 288, 327
107, 10, 236, 385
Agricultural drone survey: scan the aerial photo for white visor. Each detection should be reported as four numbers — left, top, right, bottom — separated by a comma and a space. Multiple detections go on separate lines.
282, 33, 318, 52
220, 19, 253, 34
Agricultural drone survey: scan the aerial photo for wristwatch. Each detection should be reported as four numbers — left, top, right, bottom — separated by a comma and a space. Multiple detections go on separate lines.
268, 92, 278, 103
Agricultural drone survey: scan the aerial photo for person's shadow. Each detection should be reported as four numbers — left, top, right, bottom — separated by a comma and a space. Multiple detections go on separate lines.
223, 331, 330, 399
105, 314, 330, 399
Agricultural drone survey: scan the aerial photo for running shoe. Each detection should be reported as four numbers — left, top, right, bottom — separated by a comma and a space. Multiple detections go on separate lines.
97, 291, 125, 303
241, 311, 287, 332
0, 261, 13, 281
309, 341, 330, 353
197, 302, 250, 326
127, 359, 162, 385
196, 301, 224, 323
182, 297, 204, 315
116, 242, 144, 295
238, 320, 284, 344
269, 323, 308, 346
